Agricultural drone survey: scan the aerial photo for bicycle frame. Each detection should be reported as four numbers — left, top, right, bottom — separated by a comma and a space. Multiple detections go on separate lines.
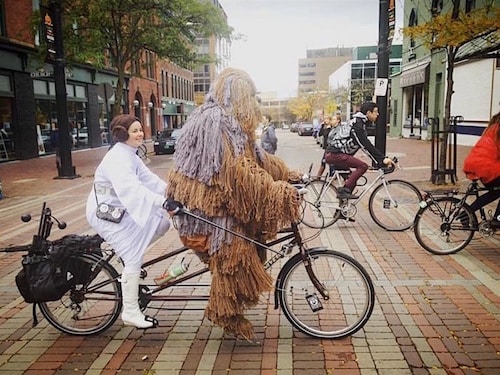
424, 181, 490, 231
5, 202, 375, 339
313, 167, 392, 208
90, 209, 330, 310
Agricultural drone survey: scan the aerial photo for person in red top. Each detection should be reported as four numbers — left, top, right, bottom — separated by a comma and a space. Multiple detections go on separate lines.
463, 111, 500, 228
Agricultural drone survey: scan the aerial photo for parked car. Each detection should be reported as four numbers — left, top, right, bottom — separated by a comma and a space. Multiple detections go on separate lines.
40, 129, 53, 152
298, 123, 314, 136
290, 123, 300, 132
72, 127, 88, 146
153, 128, 182, 155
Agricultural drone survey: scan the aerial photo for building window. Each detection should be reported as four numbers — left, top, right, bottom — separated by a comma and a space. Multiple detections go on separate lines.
0, 0, 5, 37
465, 0, 476, 13
131, 58, 140, 75
145, 51, 155, 79
431, 0, 443, 16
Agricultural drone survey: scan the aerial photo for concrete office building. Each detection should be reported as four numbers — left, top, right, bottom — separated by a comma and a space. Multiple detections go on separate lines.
298, 47, 352, 94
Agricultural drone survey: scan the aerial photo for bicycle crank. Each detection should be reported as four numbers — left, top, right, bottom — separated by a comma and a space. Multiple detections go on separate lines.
340, 202, 357, 219
479, 221, 496, 237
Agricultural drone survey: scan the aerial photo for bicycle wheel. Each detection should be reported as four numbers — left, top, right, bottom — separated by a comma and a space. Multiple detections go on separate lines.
276, 249, 375, 339
301, 180, 342, 229
368, 179, 422, 231
39, 253, 122, 336
414, 197, 476, 255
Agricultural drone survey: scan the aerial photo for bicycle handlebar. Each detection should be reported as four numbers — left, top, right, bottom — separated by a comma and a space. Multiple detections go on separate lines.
0, 202, 68, 253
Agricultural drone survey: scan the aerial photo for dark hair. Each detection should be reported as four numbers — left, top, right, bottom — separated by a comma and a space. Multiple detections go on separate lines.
110, 114, 141, 143
263, 114, 271, 122
360, 102, 378, 115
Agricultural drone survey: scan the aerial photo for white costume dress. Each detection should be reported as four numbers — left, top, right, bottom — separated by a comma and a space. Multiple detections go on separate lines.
86, 142, 170, 273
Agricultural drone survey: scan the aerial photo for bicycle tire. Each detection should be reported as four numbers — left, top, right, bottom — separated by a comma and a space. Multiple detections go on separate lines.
38, 253, 122, 336
276, 248, 375, 339
368, 179, 422, 231
414, 197, 476, 255
301, 180, 342, 229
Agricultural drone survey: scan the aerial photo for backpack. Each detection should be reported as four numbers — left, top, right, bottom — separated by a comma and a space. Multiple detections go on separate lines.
327, 120, 354, 150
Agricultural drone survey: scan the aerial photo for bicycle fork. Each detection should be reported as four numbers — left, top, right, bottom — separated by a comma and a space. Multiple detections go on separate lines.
273, 247, 330, 311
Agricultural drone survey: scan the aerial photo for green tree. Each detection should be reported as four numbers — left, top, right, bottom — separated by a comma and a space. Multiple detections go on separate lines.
403, 1, 500, 184
43, 0, 232, 116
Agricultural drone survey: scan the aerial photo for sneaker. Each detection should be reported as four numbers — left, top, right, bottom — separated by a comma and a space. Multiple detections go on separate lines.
337, 187, 359, 200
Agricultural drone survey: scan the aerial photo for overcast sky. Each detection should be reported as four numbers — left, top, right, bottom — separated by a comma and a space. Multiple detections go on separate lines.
219, 0, 404, 97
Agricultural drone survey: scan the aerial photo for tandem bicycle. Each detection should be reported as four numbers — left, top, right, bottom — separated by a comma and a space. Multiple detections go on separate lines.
1, 201, 375, 339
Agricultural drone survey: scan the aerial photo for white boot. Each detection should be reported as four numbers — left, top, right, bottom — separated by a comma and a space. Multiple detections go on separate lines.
121, 272, 156, 329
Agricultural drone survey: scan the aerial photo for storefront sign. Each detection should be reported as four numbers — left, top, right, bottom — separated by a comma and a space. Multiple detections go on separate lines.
31, 70, 53, 78
400, 64, 429, 87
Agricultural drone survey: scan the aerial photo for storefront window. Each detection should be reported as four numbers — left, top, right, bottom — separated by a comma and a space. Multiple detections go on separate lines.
0, 97, 14, 161
35, 99, 88, 153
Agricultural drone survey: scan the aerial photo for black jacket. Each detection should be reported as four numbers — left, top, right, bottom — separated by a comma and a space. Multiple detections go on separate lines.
326, 112, 385, 165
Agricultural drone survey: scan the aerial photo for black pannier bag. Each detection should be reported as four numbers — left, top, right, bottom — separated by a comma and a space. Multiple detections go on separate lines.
15, 252, 73, 303
15, 234, 104, 304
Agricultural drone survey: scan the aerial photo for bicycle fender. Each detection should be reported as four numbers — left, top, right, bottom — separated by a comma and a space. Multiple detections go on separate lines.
273, 246, 328, 309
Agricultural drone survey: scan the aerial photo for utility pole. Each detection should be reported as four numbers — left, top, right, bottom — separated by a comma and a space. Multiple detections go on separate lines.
50, 0, 79, 179
375, 0, 391, 157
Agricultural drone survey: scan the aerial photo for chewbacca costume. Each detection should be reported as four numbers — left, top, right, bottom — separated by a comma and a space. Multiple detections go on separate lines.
167, 68, 300, 339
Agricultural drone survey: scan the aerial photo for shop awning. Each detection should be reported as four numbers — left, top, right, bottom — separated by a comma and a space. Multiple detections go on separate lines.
399, 63, 429, 88
162, 103, 178, 115
455, 31, 500, 62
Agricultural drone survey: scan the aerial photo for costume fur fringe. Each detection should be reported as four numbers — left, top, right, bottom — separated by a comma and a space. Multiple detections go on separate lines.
166, 67, 301, 338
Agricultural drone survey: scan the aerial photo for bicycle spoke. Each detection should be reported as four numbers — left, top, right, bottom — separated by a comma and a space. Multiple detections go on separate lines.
277, 249, 374, 339
39, 254, 122, 335
301, 180, 341, 228
369, 180, 422, 231
414, 197, 475, 254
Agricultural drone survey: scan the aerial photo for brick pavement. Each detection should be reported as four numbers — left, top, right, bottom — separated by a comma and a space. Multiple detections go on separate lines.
0, 135, 499, 374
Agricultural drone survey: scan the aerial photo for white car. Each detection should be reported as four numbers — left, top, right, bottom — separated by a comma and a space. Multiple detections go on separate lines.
72, 127, 88, 146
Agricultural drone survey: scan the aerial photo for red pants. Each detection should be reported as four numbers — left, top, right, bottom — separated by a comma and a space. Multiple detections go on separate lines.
325, 153, 368, 190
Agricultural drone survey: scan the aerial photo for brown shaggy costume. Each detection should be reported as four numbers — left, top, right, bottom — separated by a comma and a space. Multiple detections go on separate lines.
167, 68, 301, 339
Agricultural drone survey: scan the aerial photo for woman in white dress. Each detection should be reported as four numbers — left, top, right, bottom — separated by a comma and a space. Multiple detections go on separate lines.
86, 114, 171, 329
